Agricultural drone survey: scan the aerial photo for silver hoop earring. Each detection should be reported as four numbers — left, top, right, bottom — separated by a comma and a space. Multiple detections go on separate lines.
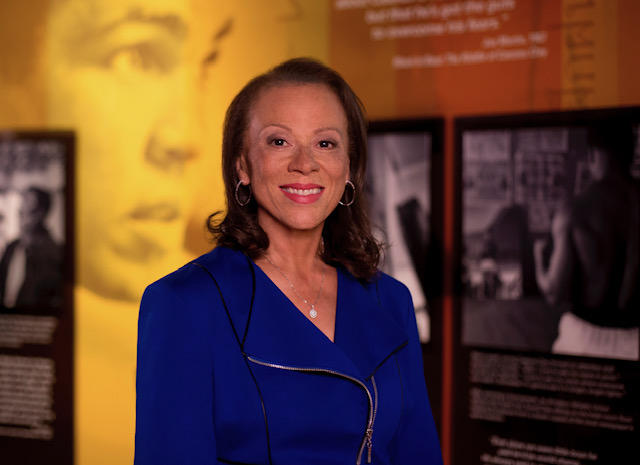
235, 180, 252, 206
339, 180, 356, 207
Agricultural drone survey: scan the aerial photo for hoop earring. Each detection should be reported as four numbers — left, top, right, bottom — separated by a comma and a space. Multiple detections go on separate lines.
235, 180, 252, 206
339, 180, 355, 207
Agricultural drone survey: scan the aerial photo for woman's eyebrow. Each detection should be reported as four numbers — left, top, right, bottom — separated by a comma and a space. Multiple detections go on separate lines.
315, 126, 344, 135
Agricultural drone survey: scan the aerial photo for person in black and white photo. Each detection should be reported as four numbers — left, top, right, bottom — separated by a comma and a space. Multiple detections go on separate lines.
533, 122, 639, 360
0, 187, 63, 309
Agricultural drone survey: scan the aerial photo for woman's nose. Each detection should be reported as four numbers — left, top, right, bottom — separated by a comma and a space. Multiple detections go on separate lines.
288, 145, 318, 174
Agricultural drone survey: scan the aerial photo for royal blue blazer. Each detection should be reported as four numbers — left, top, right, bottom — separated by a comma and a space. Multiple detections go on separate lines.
135, 247, 442, 464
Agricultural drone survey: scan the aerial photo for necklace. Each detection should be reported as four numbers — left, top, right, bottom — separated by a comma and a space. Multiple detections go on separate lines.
264, 255, 326, 319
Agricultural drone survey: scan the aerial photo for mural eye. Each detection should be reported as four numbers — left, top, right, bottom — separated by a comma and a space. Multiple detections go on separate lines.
103, 43, 172, 75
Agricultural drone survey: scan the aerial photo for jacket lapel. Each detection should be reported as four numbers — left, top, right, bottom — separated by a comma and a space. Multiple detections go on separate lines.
243, 263, 408, 381
197, 247, 409, 382
243, 263, 362, 379
334, 270, 409, 379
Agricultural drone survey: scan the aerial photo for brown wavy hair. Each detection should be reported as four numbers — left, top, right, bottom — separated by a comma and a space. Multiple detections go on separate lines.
207, 57, 383, 281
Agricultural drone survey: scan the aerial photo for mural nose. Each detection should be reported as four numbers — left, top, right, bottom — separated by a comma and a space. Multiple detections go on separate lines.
144, 121, 197, 174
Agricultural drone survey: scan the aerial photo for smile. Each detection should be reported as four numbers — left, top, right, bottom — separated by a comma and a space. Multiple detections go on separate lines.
281, 187, 323, 196
280, 185, 325, 204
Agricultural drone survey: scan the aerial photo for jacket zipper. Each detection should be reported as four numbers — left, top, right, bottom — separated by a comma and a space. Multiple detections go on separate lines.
246, 356, 377, 465
358, 375, 378, 464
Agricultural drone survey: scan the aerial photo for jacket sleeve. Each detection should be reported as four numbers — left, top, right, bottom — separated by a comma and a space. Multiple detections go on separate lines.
135, 278, 218, 464
386, 283, 443, 464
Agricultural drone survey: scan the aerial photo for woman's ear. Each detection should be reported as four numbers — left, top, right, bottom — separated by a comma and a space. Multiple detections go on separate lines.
236, 155, 250, 184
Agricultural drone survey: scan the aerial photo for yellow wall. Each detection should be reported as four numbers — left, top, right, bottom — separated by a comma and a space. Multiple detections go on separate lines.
1, 1, 329, 463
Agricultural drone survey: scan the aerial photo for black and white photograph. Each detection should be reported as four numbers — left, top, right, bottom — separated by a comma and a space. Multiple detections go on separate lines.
457, 110, 640, 361
366, 120, 444, 344
0, 133, 70, 312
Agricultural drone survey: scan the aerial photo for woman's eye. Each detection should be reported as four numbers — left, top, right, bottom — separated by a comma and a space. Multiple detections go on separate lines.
270, 138, 287, 147
318, 140, 335, 148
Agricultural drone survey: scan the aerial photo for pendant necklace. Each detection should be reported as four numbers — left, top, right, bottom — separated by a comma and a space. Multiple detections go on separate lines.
265, 255, 326, 319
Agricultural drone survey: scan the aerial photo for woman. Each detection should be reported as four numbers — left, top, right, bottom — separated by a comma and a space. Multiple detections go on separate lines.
135, 57, 442, 464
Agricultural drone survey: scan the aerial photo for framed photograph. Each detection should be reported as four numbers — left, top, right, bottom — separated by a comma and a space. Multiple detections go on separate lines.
0, 131, 74, 463
452, 108, 640, 465
455, 107, 640, 357
366, 118, 444, 425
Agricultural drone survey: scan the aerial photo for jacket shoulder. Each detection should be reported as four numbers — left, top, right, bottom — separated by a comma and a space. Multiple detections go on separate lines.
356, 270, 414, 328
141, 247, 254, 339
370, 271, 413, 305
145, 247, 247, 295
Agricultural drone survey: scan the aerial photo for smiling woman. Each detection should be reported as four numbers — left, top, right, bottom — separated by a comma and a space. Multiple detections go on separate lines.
238, 84, 351, 239
135, 58, 443, 465
210, 58, 380, 280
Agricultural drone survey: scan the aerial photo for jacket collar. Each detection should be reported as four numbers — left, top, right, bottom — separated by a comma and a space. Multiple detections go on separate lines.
192, 247, 255, 347
243, 258, 408, 381
196, 247, 408, 381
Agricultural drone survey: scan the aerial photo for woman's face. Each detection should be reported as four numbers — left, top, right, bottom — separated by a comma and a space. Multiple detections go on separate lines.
46, 0, 232, 301
238, 83, 350, 236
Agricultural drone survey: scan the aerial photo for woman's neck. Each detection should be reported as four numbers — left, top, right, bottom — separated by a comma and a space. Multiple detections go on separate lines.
263, 233, 324, 272
258, 215, 325, 272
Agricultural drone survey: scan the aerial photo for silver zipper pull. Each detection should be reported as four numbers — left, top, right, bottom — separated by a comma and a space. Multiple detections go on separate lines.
366, 428, 373, 463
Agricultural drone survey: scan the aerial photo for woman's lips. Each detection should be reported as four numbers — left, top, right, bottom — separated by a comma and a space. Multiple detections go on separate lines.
280, 184, 324, 203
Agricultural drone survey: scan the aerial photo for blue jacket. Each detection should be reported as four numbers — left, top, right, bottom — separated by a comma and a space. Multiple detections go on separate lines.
135, 247, 442, 464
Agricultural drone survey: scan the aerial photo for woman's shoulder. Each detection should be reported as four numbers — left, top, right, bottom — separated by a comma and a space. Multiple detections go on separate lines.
338, 265, 408, 290
341, 268, 413, 313
370, 270, 413, 299
140, 247, 255, 338
362, 270, 416, 332
143, 247, 249, 301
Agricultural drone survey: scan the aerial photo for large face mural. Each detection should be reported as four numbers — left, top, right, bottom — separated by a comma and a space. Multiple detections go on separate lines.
5, 1, 324, 463
46, 0, 230, 302
44, 0, 314, 303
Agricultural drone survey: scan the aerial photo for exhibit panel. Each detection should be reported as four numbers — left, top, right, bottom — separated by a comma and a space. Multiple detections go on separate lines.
0, 131, 74, 464
452, 108, 640, 465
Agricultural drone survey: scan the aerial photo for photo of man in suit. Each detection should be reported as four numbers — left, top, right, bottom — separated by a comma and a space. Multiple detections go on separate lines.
0, 187, 63, 310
